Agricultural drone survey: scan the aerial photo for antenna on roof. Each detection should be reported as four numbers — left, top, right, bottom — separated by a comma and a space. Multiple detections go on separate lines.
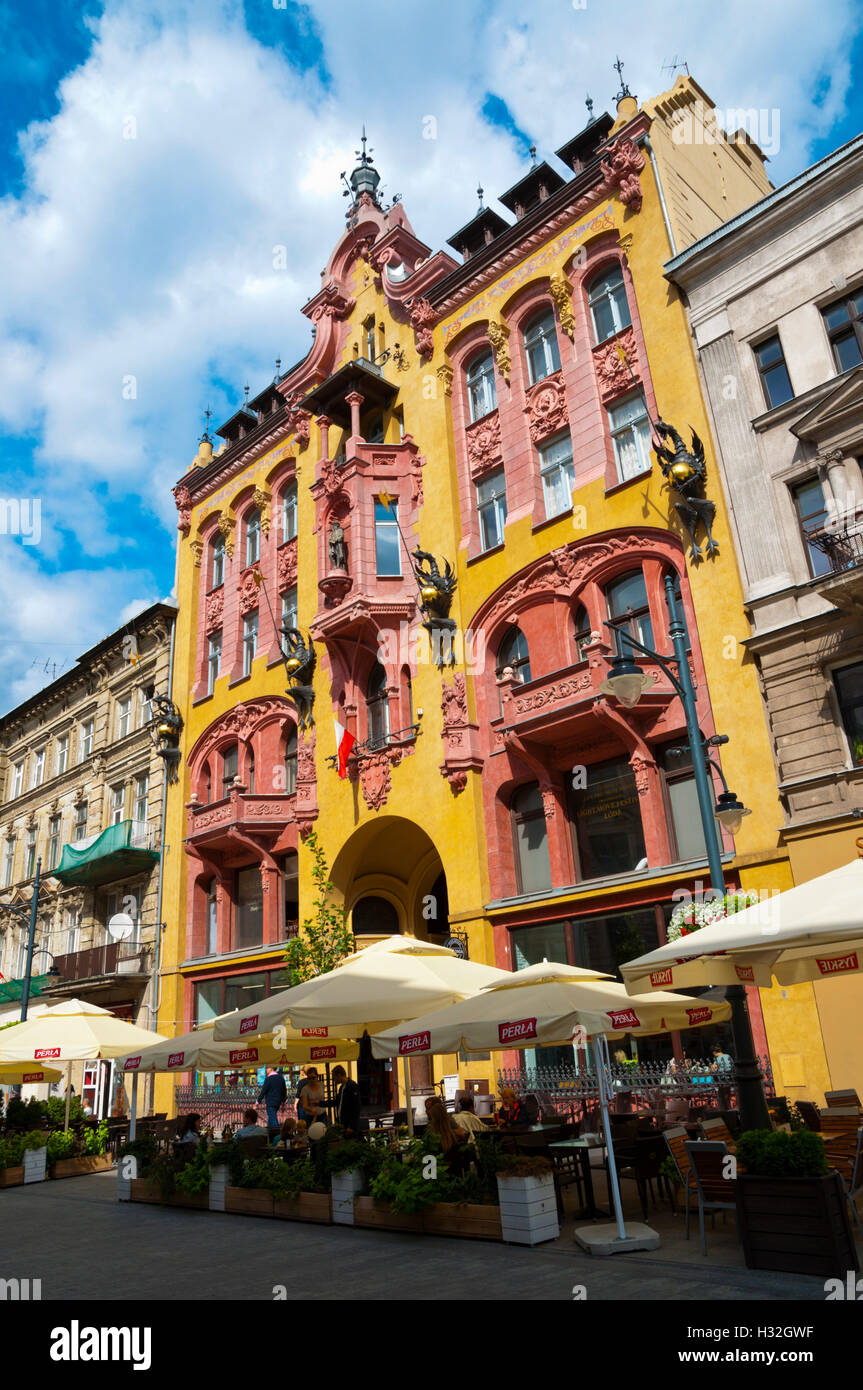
662, 55, 690, 79
201, 404, 213, 443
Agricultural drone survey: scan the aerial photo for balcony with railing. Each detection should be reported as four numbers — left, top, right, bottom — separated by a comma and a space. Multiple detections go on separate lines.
50, 939, 151, 986
810, 518, 863, 611
53, 820, 159, 888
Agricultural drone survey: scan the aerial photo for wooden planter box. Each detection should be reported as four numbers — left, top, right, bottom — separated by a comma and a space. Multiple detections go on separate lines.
0, 1166, 25, 1189
422, 1202, 502, 1240
737, 1172, 859, 1279
128, 1179, 207, 1209
274, 1192, 332, 1224
51, 1154, 113, 1180
225, 1186, 275, 1218
354, 1196, 424, 1233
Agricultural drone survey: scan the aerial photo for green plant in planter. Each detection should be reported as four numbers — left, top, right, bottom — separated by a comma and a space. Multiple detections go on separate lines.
83, 1121, 109, 1157
174, 1145, 212, 1196
4, 1096, 46, 1131
117, 1136, 157, 1177
44, 1096, 84, 1128
240, 1156, 322, 1198
148, 1154, 180, 1199
0, 1134, 25, 1168
495, 1153, 554, 1180
47, 1130, 78, 1165
736, 1128, 829, 1178
325, 1135, 386, 1178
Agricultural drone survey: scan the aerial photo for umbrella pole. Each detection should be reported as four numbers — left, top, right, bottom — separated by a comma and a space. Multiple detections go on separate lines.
64, 1061, 72, 1132
402, 1057, 414, 1137
593, 1036, 626, 1243
129, 1074, 138, 1141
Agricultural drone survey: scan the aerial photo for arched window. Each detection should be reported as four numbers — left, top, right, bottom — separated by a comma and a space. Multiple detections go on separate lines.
573, 606, 592, 661
206, 880, 218, 955
366, 663, 390, 748
210, 532, 225, 589
353, 896, 400, 936
588, 266, 631, 344
511, 784, 552, 894
245, 507, 261, 567
281, 481, 298, 543
524, 308, 561, 385
284, 729, 298, 795
605, 569, 654, 657
221, 744, 238, 797
467, 350, 497, 423
496, 627, 531, 684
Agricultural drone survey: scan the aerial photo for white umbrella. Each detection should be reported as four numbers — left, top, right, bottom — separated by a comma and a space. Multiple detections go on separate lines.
116, 1025, 359, 1073
371, 962, 731, 1250
0, 998, 168, 1130
620, 858, 863, 994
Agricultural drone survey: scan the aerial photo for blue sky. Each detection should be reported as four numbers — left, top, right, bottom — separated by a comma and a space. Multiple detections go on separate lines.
1, 0, 862, 711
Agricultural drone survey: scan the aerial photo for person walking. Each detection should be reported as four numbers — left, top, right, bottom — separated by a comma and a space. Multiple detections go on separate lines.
257, 1067, 287, 1138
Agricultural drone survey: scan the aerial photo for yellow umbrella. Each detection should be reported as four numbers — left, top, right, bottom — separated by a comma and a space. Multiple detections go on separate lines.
0, 1062, 63, 1085
0, 998, 168, 1129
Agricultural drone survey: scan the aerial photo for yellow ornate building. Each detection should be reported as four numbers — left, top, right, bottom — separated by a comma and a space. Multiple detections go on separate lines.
156, 76, 832, 1113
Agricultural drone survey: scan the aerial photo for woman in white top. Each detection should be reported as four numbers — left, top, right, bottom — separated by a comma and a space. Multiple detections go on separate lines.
298, 1068, 328, 1127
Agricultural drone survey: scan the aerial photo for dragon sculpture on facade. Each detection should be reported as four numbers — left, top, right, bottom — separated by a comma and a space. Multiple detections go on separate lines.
412, 547, 458, 669
653, 418, 719, 562
281, 628, 316, 730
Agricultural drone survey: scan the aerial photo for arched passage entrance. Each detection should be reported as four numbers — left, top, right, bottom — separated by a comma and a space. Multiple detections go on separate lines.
330, 817, 451, 1109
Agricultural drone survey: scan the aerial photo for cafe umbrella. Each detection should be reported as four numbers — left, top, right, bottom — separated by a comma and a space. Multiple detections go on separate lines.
0, 1062, 63, 1085
213, 937, 514, 1133
0, 998, 168, 1130
370, 962, 732, 1252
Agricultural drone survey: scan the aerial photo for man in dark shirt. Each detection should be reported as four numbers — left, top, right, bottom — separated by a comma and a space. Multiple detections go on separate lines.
331, 1065, 361, 1137
257, 1068, 287, 1137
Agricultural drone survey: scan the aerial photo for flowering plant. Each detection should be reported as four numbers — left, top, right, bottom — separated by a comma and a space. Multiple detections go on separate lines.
667, 891, 759, 943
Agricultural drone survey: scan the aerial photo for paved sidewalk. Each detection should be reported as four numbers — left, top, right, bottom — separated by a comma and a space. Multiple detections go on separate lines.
0, 1172, 828, 1301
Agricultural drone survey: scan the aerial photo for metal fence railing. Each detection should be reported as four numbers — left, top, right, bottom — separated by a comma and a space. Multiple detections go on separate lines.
173, 1085, 297, 1132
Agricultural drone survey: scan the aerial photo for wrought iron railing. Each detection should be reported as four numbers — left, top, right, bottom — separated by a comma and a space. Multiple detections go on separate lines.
52, 941, 149, 983
325, 723, 421, 769
173, 1085, 297, 1132
496, 1057, 775, 1120
810, 523, 863, 572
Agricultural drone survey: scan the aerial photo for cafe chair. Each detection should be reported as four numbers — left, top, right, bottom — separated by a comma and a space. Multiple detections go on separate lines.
795, 1100, 821, 1132
825, 1089, 862, 1111
699, 1116, 736, 1150
663, 1126, 698, 1235
685, 1140, 737, 1256
237, 1134, 269, 1158
609, 1134, 667, 1223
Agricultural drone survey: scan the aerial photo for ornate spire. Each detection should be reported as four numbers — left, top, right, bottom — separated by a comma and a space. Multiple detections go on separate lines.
347, 125, 382, 207
585, 93, 594, 119
614, 56, 633, 102
476, 182, 485, 213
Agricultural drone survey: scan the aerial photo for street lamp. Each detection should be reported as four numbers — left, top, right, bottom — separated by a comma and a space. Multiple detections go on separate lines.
601, 573, 771, 1131
0, 857, 55, 1022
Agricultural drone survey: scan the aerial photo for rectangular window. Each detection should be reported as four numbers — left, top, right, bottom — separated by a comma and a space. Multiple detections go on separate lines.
281, 587, 298, 633
74, 802, 88, 841
539, 432, 575, 518
834, 662, 863, 766
110, 785, 125, 826
117, 696, 132, 740
235, 867, 264, 951
11, 761, 24, 798
755, 334, 794, 409
47, 816, 61, 871
374, 498, 401, 575
791, 477, 832, 577
139, 689, 153, 729
207, 631, 221, 696
823, 291, 863, 374
243, 611, 258, 676
606, 569, 654, 658
31, 749, 45, 788
608, 393, 652, 483
55, 734, 69, 777
364, 316, 376, 363
134, 774, 149, 826
660, 746, 708, 863
477, 469, 508, 552
80, 719, 94, 760
281, 481, 298, 542
568, 757, 647, 882
25, 826, 37, 879
62, 907, 80, 957
3, 839, 15, 888
512, 921, 568, 972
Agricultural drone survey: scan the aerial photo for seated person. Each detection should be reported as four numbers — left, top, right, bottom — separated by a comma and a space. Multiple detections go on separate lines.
496, 1088, 530, 1127
176, 1113, 203, 1146
234, 1107, 266, 1140
425, 1097, 470, 1172
452, 1094, 488, 1144
297, 1067, 328, 1129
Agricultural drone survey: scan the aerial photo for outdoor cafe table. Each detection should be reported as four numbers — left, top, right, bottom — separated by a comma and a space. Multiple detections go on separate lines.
549, 1138, 609, 1220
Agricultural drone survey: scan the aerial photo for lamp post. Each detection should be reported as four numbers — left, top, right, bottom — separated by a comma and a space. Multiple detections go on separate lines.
19, 857, 42, 1023
600, 574, 771, 1131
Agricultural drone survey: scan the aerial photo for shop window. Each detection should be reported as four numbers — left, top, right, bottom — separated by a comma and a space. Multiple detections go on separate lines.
567, 756, 646, 881
511, 783, 552, 895
511, 920, 567, 970
572, 906, 661, 980
353, 896, 399, 936
659, 745, 708, 863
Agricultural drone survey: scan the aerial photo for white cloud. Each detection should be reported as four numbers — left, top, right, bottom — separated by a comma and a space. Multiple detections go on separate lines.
0, 0, 858, 709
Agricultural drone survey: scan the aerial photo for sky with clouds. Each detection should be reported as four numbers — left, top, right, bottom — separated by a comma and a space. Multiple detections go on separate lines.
1, 0, 861, 713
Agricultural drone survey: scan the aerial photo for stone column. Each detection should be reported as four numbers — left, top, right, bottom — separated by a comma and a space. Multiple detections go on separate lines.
345, 390, 364, 444
260, 862, 280, 945
317, 414, 332, 462
629, 750, 672, 868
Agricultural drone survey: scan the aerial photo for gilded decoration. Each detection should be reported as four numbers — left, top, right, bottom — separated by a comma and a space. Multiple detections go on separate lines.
253, 487, 272, 538
548, 271, 576, 338
593, 328, 637, 400
436, 364, 453, 396
217, 512, 236, 558
487, 320, 511, 381
524, 371, 568, 444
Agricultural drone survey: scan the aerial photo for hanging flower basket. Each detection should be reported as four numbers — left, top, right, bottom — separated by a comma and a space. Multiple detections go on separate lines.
667, 891, 758, 943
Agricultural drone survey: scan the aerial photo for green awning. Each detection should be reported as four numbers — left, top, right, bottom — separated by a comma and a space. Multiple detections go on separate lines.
0, 975, 50, 1004
54, 819, 158, 888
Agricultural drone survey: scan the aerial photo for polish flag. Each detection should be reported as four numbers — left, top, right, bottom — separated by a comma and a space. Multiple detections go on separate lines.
334, 719, 356, 779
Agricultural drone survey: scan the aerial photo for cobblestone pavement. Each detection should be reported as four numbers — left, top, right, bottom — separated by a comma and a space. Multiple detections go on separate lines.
0, 1172, 828, 1301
